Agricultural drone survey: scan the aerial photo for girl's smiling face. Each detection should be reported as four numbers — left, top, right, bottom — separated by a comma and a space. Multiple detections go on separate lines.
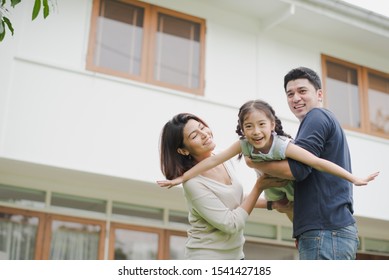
242, 110, 275, 154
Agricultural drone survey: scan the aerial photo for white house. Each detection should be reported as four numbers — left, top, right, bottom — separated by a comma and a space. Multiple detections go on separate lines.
0, 0, 388, 260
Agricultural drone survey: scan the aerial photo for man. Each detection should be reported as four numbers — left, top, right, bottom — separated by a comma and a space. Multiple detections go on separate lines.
248, 67, 359, 260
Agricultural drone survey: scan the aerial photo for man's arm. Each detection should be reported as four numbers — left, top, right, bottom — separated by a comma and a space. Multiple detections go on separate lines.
245, 157, 295, 180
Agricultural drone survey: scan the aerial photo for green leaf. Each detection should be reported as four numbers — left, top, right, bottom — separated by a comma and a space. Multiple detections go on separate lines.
3, 16, 13, 35
10, 0, 22, 8
0, 22, 5, 42
43, 0, 49, 19
32, 0, 41, 20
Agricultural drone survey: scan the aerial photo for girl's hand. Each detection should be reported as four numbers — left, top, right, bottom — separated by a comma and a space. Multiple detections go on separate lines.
353, 171, 380, 186
156, 176, 184, 189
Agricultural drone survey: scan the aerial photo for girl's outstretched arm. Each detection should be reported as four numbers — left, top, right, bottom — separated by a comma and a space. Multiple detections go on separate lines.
285, 143, 379, 186
157, 141, 242, 188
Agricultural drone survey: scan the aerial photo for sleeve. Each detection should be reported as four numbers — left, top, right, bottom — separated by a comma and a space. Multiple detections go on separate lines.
288, 109, 331, 181
274, 135, 292, 160
184, 180, 248, 235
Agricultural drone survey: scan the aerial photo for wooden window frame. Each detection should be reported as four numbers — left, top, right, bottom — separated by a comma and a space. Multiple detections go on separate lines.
163, 229, 187, 260
364, 67, 389, 138
109, 222, 165, 259
41, 214, 106, 260
0, 206, 45, 259
86, 0, 206, 95
321, 54, 389, 140
109, 223, 187, 260
0, 207, 106, 260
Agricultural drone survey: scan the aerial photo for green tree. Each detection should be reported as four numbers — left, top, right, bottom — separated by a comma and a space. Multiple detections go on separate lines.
0, 0, 53, 42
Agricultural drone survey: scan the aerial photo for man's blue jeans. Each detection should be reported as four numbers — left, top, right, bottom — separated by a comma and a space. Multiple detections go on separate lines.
297, 224, 359, 260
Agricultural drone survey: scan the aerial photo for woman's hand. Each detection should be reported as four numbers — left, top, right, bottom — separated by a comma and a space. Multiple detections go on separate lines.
156, 176, 184, 189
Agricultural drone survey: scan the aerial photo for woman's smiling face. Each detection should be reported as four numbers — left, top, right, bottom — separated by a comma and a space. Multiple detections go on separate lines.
180, 119, 215, 161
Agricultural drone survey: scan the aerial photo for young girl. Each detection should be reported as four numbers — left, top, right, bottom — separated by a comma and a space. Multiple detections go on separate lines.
157, 100, 379, 221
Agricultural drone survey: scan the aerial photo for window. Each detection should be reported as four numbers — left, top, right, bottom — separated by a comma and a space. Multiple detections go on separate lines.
0, 207, 45, 260
0, 184, 45, 208
87, 0, 206, 95
322, 55, 389, 139
367, 72, 389, 135
112, 201, 164, 225
51, 192, 107, 214
0, 207, 106, 260
108, 223, 186, 260
43, 215, 106, 260
109, 223, 163, 259
167, 231, 186, 260
243, 242, 298, 260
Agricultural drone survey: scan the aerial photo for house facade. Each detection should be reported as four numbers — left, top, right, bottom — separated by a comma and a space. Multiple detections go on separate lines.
0, 0, 388, 260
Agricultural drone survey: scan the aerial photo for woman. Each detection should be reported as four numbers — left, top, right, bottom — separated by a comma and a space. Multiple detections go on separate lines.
158, 113, 286, 260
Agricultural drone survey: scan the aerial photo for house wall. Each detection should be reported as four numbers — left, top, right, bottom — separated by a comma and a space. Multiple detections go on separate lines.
0, 0, 388, 227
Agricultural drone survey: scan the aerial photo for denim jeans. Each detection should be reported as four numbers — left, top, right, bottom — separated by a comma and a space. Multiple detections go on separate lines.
297, 224, 359, 260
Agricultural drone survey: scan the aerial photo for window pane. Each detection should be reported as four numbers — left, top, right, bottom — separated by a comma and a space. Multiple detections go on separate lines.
50, 220, 101, 260
114, 228, 158, 259
368, 73, 389, 135
281, 226, 294, 242
112, 201, 163, 224
365, 238, 389, 254
0, 184, 45, 208
168, 210, 189, 227
0, 213, 39, 259
169, 235, 186, 259
244, 222, 277, 239
51, 193, 107, 214
154, 13, 201, 89
95, 0, 144, 75
243, 242, 298, 260
326, 61, 361, 128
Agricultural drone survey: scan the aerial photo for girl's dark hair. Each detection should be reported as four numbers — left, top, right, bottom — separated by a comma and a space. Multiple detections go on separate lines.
159, 113, 210, 180
236, 99, 292, 140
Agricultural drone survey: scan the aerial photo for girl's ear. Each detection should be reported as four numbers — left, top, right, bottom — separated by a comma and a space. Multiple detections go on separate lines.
177, 148, 189, 156
271, 121, 276, 131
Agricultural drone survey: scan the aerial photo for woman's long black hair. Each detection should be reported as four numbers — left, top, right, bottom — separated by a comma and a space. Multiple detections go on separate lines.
159, 113, 210, 180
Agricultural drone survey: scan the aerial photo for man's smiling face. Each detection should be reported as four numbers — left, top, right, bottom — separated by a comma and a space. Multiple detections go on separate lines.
285, 78, 323, 122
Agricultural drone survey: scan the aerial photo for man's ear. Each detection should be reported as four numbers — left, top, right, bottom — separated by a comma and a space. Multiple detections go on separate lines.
317, 89, 324, 101
177, 148, 189, 156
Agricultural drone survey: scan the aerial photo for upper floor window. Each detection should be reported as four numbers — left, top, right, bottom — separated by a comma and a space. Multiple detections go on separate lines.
87, 0, 206, 95
322, 55, 389, 139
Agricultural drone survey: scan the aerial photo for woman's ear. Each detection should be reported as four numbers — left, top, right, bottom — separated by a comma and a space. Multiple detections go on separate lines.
177, 148, 189, 156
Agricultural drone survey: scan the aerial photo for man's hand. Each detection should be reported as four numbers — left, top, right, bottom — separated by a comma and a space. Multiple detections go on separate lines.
272, 198, 293, 212
272, 198, 294, 222
245, 156, 254, 168
258, 174, 291, 190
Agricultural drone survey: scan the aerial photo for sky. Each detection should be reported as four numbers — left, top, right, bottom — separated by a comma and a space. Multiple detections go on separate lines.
342, 0, 389, 18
